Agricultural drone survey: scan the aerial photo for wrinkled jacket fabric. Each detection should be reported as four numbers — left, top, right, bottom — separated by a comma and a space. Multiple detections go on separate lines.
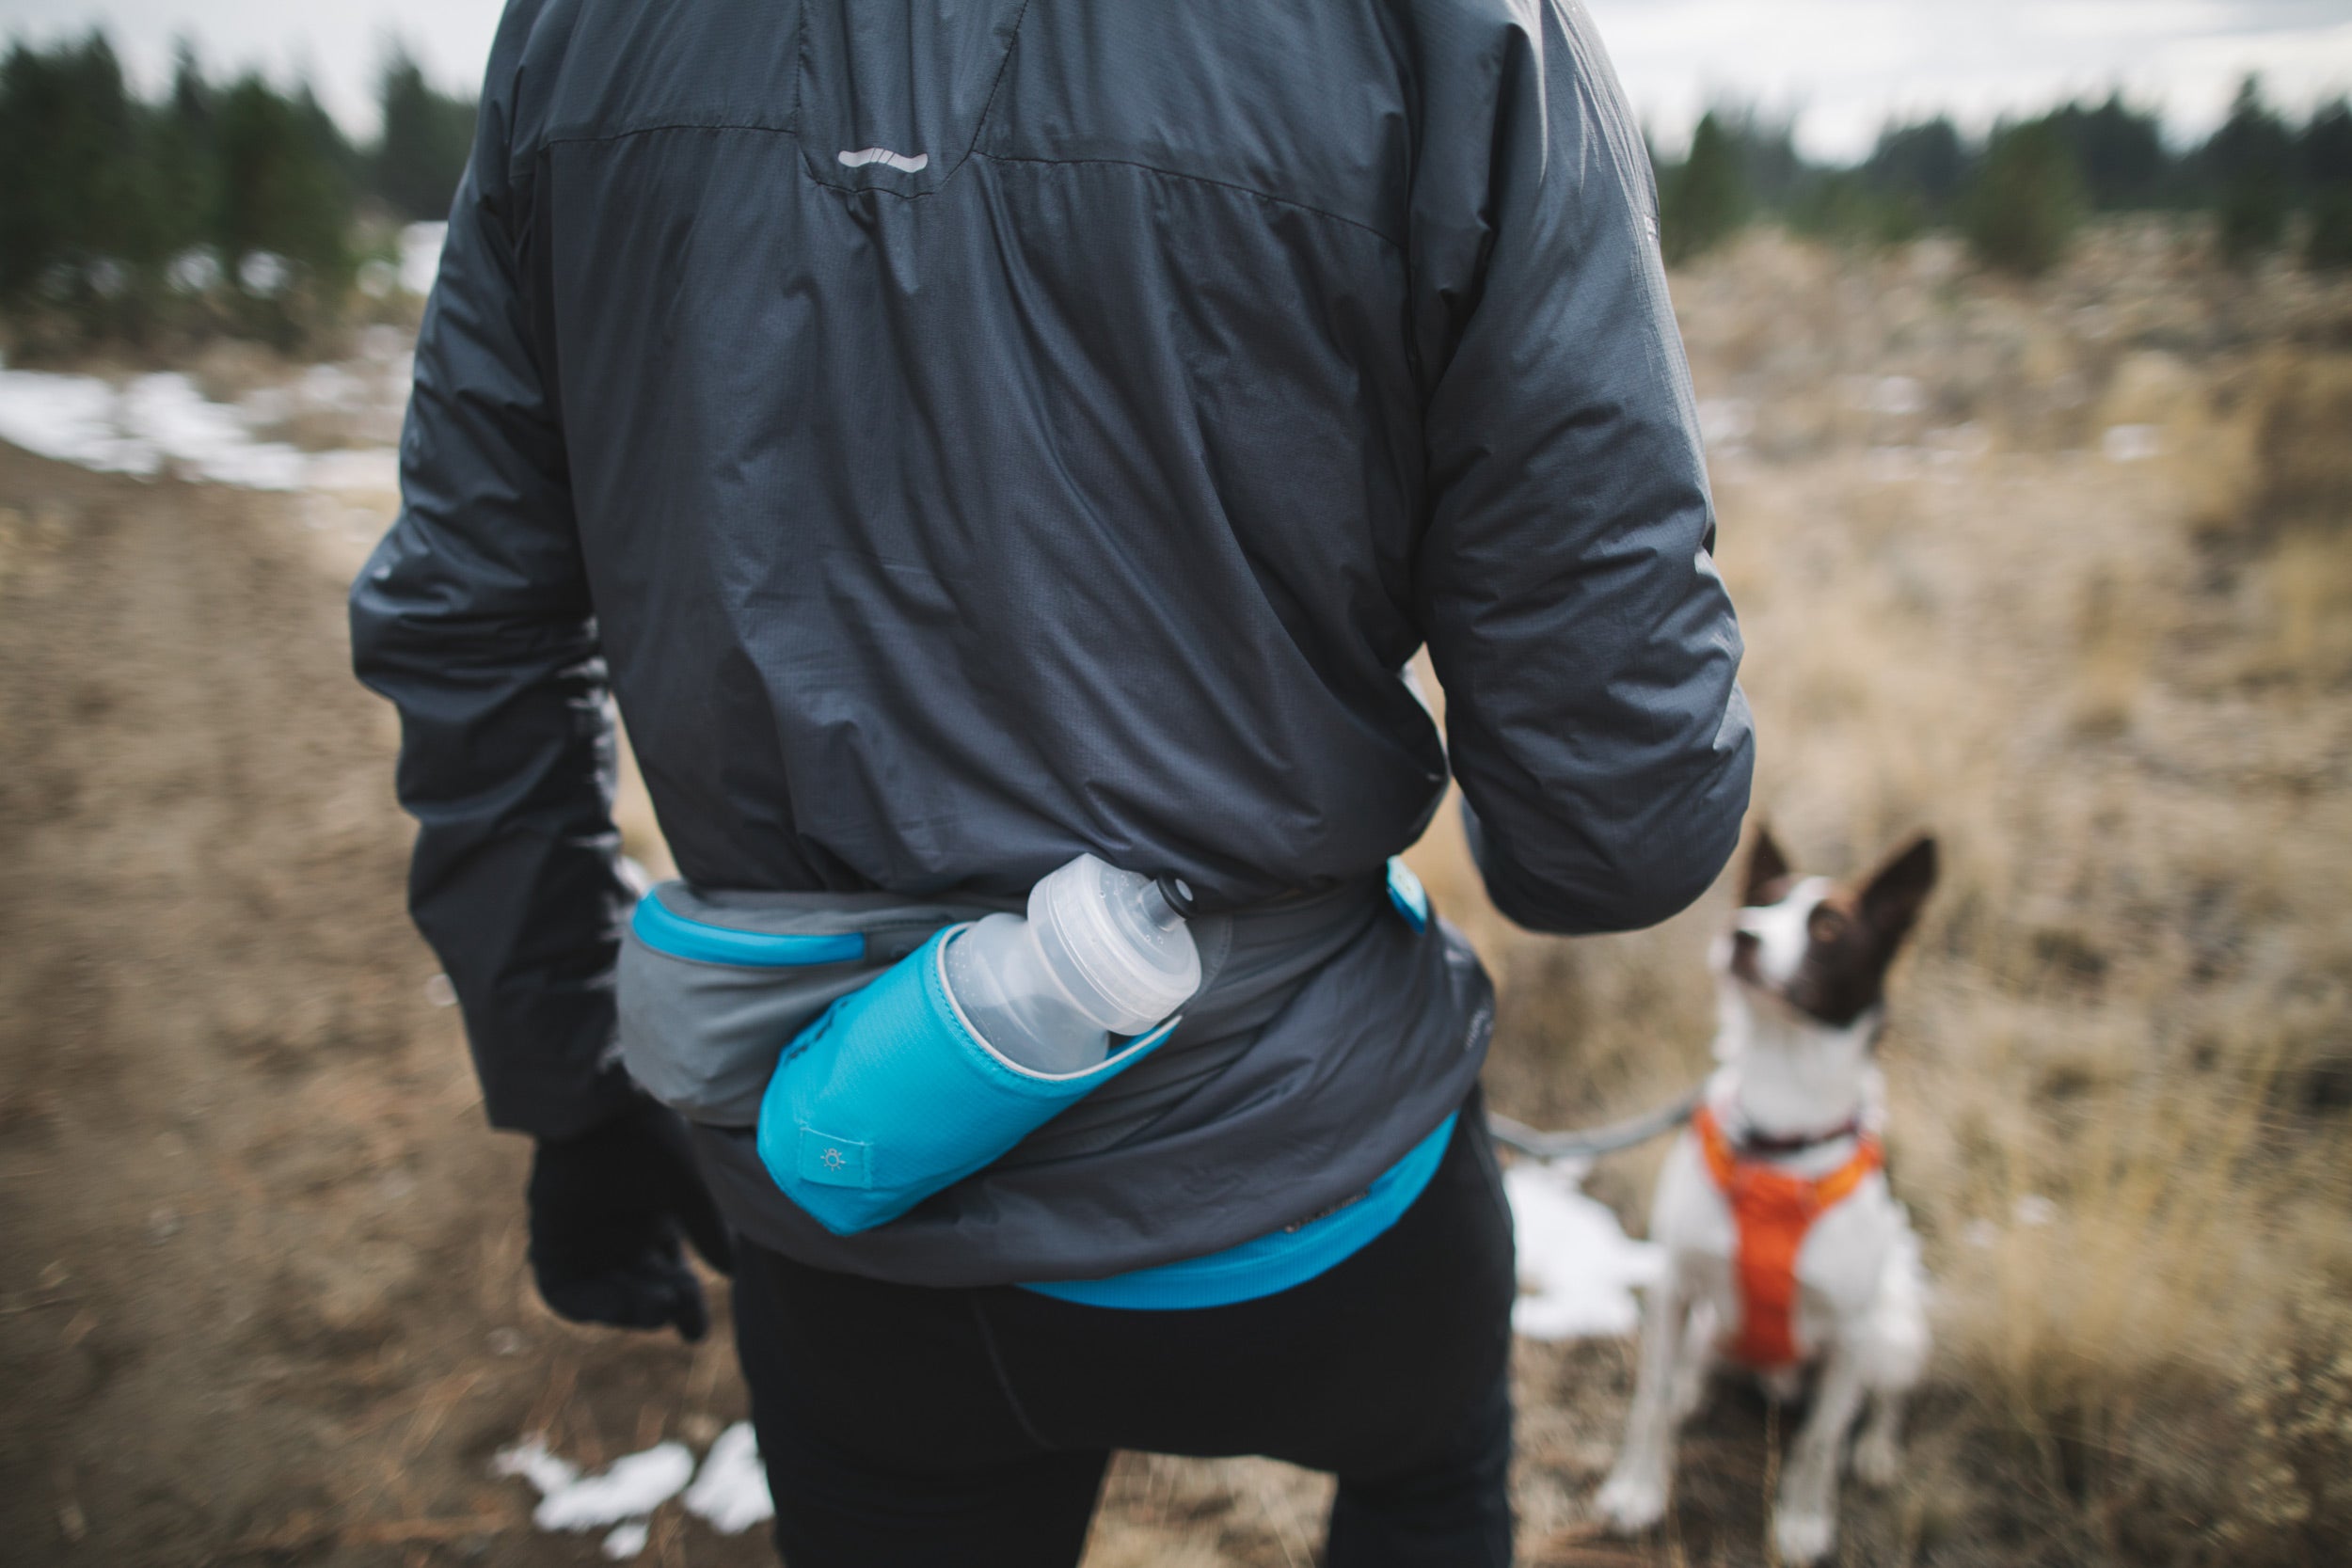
351, 0, 1753, 1266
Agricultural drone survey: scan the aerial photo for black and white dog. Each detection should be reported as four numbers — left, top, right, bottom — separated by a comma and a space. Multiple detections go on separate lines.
1598, 828, 1938, 1563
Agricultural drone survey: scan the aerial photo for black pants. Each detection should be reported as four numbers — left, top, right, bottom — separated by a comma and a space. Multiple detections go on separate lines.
731, 1093, 1518, 1567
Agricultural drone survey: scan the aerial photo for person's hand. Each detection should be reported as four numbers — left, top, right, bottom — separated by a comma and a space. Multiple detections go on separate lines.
527, 1097, 737, 1340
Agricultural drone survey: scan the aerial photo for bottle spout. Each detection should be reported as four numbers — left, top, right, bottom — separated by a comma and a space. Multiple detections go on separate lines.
1148, 875, 1198, 928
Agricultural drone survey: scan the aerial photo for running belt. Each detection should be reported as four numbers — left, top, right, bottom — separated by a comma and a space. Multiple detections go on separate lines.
632, 861, 1494, 1290
1019, 1110, 1458, 1309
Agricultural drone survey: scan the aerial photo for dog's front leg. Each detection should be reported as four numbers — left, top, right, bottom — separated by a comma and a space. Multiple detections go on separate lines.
1852, 1227, 1928, 1489
1597, 1263, 1691, 1532
1670, 1295, 1718, 1420
1772, 1335, 1870, 1564
1851, 1384, 1906, 1488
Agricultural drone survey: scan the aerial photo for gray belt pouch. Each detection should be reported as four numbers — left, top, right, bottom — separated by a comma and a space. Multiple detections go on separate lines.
614, 881, 1012, 1127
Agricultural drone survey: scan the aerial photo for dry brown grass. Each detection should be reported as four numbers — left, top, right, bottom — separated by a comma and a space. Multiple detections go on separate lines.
1374, 218, 2352, 1568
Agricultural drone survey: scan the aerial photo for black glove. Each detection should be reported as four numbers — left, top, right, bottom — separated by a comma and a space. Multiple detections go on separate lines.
527, 1096, 737, 1341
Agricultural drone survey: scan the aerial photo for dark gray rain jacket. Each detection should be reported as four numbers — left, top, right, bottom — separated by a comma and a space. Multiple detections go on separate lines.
352, 0, 1752, 1282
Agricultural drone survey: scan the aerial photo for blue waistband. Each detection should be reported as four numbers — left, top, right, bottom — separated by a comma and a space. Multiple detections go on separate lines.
1016, 1110, 1458, 1310
631, 891, 868, 967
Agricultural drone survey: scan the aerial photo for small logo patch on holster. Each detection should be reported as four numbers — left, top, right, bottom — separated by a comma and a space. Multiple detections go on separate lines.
797, 1127, 873, 1188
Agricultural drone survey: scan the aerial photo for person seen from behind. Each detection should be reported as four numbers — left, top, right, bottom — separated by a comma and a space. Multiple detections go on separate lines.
351, 2, 1753, 1563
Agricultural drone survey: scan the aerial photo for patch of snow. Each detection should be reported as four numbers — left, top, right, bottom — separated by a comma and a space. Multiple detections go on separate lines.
0, 370, 151, 473
495, 1428, 771, 1550
1963, 1196, 2058, 1246
402, 223, 448, 299
496, 1436, 693, 1533
238, 251, 292, 297
167, 248, 223, 294
1504, 1158, 1664, 1341
683, 1422, 773, 1535
1872, 376, 1925, 415
302, 363, 369, 412
2101, 423, 2161, 463
359, 325, 409, 362
1695, 397, 1755, 451
491, 1435, 579, 1497
0, 364, 395, 495
1845, 374, 1927, 417
304, 449, 401, 494
121, 374, 311, 489
241, 385, 293, 424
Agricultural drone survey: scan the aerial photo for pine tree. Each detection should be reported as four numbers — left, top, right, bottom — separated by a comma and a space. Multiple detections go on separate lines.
373, 47, 477, 221
1661, 111, 1747, 265
2206, 77, 2294, 265
2303, 98, 2352, 191
1963, 119, 2083, 277
2046, 94, 2170, 210
151, 43, 221, 271
1789, 169, 1921, 248
0, 34, 165, 305
214, 74, 355, 296
1864, 118, 1973, 221
2304, 99, 2352, 270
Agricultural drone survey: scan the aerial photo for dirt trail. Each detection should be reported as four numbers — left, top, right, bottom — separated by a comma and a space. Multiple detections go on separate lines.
0, 444, 765, 1566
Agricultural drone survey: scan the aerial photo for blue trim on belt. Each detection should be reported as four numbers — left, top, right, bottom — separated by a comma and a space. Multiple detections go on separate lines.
1017, 1111, 1458, 1310
631, 894, 867, 968
1385, 856, 1431, 932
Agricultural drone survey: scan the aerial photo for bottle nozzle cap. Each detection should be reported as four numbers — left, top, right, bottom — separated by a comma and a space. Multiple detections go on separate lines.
1154, 874, 1199, 921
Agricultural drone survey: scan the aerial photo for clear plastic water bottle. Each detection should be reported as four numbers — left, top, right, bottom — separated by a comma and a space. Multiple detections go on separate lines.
944, 853, 1202, 1074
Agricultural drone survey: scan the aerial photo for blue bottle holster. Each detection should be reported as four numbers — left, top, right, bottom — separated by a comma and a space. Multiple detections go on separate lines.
755, 926, 1180, 1235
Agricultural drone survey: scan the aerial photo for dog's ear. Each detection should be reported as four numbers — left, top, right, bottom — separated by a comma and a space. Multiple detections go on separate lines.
1860, 834, 1937, 949
1741, 824, 1791, 906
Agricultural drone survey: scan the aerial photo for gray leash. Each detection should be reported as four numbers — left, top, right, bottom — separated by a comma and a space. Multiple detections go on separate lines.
1486, 1087, 1705, 1163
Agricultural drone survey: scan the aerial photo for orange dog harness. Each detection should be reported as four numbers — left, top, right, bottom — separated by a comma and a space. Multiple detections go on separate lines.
1692, 1103, 1884, 1369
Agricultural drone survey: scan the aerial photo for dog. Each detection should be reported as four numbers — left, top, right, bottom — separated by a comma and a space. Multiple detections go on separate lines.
1597, 827, 1937, 1563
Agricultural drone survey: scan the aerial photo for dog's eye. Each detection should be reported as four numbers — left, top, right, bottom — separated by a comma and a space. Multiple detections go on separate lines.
1808, 906, 1849, 942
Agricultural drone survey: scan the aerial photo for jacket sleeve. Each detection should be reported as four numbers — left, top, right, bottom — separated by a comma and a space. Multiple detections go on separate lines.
349, 2, 635, 1139
1408, 0, 1754, 935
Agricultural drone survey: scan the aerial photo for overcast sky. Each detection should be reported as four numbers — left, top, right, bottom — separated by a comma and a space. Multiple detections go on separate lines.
4, 0, 2350, 161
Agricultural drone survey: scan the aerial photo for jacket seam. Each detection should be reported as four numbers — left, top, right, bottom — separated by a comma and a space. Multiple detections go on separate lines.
960, 0, 1034, 178
529, 121, 1402, 249
787, 0, 805, 136
537, 118, 799, 153
972, 150, 1403, 251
